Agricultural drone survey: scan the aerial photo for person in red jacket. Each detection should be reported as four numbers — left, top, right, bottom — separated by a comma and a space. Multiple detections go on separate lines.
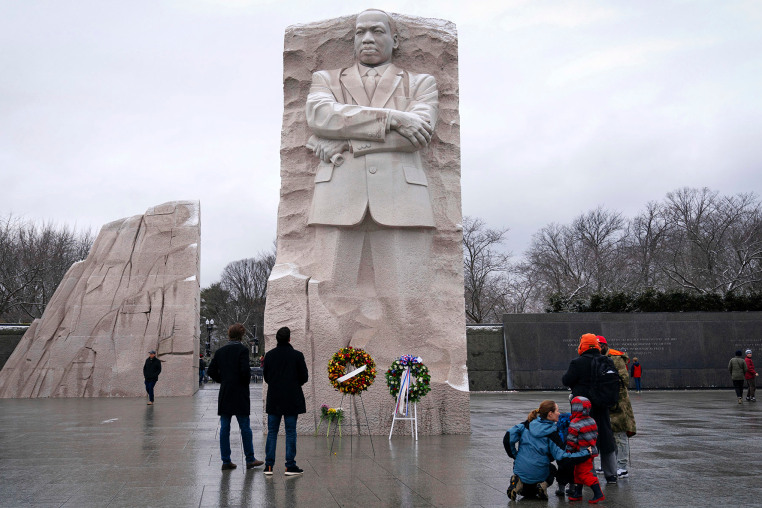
565, 396, 605, 504
745, 349, 758, 402
630, 358, 642, 393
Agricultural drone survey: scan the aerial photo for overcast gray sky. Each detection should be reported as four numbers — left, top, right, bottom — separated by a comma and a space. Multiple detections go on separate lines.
3, 0, 761, 286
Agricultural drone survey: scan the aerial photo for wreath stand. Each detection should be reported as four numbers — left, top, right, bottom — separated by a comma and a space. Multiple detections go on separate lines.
388, 367, 418, 440
329, 391, 375, 457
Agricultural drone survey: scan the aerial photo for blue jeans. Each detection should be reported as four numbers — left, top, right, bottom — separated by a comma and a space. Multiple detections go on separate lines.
199, 369, 205, 384
144, 380, 156, 402
220, 415, 255, 464
265, 414, 297, 468
634, 378, 641, 391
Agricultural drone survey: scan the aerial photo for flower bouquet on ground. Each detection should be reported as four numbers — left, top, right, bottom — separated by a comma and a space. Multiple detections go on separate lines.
315, 404, 345, 437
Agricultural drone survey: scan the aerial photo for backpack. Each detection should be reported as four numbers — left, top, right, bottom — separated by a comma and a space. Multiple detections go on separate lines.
588, 355, 620, 408
503, 420, 529, 459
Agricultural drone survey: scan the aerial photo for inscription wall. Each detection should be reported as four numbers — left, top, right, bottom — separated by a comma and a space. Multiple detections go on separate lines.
466, 325, 507, 391
503, 312, 762, 389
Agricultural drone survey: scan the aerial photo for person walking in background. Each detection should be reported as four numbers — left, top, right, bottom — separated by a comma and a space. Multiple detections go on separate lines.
745, 349, 757, 402
199, 354, 207, 385
728, 350, 748, 404
600, 336, 636, 479
263, 327, 309, 476
630, 357, 642, 393
143, 350, 161, 405
207, 323, 264, 471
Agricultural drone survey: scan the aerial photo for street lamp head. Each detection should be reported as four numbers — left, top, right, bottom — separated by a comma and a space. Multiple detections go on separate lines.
205, 318, 210, 325
210, 319, 215, 325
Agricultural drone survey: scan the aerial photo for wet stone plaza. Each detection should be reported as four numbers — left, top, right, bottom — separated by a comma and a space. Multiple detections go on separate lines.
1, 385, 761, 507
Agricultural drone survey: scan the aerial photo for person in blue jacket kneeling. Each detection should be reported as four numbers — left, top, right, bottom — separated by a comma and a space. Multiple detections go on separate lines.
503, 399, 591, 500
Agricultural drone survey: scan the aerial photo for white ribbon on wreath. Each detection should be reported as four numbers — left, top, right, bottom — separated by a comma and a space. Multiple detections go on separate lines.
337, 364, 367, 383
394, 367, 411, 416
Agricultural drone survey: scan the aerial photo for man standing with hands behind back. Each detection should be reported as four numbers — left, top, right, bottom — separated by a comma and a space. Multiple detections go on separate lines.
263, 327, 309, 476
208, 323, 264, 471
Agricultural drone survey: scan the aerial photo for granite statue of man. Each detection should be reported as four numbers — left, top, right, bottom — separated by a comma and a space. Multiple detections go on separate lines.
306, 8, 438, 227
264, 10, 469, 435
305, 9, 439, 328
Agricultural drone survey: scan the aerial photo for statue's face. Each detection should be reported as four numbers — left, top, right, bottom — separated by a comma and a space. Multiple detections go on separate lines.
354, 11, 398, 67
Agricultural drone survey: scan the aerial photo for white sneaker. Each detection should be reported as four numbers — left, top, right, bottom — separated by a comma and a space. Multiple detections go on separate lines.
617, 469, 628, 478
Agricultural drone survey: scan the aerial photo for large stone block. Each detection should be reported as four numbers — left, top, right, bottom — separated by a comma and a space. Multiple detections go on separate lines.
264, 11, 469, 435
0, 201, 201, 398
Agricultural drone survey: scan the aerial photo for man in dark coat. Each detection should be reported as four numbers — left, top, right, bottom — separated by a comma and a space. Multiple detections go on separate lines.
263, 326, 309, 476
562, 333, 618, 485
199, 354, 207, 385
207, 323, 264, 471
143, 350, 161, 405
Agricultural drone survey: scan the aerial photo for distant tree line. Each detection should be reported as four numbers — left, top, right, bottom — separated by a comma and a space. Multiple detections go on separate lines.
0, 215, 93, 323
7, 187, 760, 328
464, 187, 762, 322
548, 290, 762, 313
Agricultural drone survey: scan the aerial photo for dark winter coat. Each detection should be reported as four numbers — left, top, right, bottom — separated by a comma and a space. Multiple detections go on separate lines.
561, 349, 616, 454
208, 341, 251, 416
264, 342, 309, 416
143, 357, 162, 382
728, 356, 747, 381
507, 417, 589, 484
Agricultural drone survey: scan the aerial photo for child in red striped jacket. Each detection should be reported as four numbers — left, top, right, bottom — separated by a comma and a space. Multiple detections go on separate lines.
566, 396, 605, 504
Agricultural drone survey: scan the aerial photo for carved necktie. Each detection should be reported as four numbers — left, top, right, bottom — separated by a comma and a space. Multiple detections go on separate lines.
364, 68, 378, 100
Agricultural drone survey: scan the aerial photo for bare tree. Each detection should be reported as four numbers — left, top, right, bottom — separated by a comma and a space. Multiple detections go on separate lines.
462, 216, 511, 323
659, 187, 762, 294
505, 262, 542, 313
573, 207, 627, 293
202, 247, 276, 342
526, 207, 627, 310
0, 215, 93, 322
623, 201, 670, 291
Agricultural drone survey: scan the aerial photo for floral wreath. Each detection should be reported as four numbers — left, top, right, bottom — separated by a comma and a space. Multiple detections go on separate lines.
327, 346, 377, 395
385, 354, 431, 403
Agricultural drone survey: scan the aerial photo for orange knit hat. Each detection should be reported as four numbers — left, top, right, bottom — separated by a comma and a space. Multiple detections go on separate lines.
578, 333, 601, 355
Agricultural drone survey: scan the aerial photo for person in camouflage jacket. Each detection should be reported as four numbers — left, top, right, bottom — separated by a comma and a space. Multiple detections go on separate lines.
599, 336, 636, 478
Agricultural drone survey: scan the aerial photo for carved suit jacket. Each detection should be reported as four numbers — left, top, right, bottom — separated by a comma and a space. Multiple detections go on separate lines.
305, 63, 438, 227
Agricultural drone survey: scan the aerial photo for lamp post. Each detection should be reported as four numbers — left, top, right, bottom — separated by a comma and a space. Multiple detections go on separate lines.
205, 318, 214, 355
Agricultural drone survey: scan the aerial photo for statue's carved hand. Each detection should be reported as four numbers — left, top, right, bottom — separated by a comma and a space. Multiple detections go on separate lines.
389, 111, 433, 149
307, 136, 349, 163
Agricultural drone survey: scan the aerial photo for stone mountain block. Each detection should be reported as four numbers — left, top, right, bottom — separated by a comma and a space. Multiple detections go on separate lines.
0, 201, 201, 398
264, 12, 469, 435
